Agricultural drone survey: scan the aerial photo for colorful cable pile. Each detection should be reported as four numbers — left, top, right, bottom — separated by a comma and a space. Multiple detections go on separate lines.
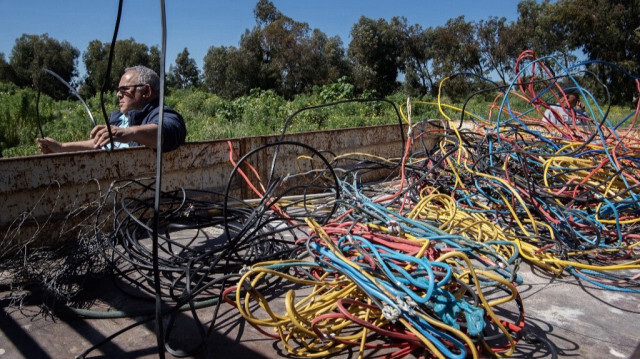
220, 51, 639, 358
396, 51, 640, 291
224, 215, 524, 358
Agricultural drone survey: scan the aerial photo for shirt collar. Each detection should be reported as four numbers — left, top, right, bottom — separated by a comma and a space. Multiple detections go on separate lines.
127, 98, 159, 125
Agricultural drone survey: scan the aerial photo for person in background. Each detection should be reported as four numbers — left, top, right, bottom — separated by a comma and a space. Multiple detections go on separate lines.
543, 88, 586, 126
37, 65, 186, 154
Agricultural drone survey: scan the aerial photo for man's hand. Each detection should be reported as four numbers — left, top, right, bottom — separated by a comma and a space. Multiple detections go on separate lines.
89, 123, 158, 149
37, 137, 63, 154
90, 125, 130, 148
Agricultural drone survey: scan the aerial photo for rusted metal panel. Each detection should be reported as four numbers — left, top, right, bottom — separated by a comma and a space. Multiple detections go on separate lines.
0, 124, 424, 251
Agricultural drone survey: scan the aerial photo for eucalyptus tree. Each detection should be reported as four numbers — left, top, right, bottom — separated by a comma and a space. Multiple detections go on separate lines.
427, 16, 483, 99
203, 45, 253, 99
400, 23, 437, 96
348, 16, 405, 96
9, 33, 79, 100
558, 0, 640, 104
204, 0, 349, 99
80, 38, 160, 98
476, 17, 521, 84
168, 47, 200, 89
0, 53, 17, 84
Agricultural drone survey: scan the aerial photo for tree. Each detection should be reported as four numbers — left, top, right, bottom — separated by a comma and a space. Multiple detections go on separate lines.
168, 48, 200, 89
202, 1, 349, 99
9, 33, 79, 100
306, 30, 350, 86
254, 0, 282, 27
149, 46, 161, 76
0, 52, 17, 84
476, 17, 521, 84
80, 38, 160, 97
400, 23, 436, 96
203, 46, 231, 97
260, 15, 313, 97
348, 16, 405, 96
203, 45, 253, 99
428, 16, 483, 98
557, 0, 640, 103
515, 0, 576, 67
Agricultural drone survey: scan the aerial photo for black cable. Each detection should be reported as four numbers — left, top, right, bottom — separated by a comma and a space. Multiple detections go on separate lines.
35, 70, 45, 139
98, 0, 123, 151
150, 0, 169, 357
222, 140, 341, 247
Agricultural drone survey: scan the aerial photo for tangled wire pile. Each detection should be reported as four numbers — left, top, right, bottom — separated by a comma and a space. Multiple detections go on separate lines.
414, 51, 640, 289
213, 52, 640, 358
3, 52, 639, 358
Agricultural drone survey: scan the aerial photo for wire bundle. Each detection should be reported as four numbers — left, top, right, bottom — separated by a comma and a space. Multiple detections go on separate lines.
219, 166, 526, 358
224, 218, 524, 359
71, 51, 640, 357
395, 52, 640, 291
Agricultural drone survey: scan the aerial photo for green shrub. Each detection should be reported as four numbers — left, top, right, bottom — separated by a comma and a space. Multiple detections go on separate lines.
0, 87, 46, 153
1, 78, 637, 158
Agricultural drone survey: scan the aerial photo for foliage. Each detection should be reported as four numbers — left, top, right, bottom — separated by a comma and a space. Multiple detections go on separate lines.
254, 0, 282, 26
0, 86, 37, 153
1, 76, 636, 159
558, 0, 640, 104
0, 84, 64, 157
203, 45, 253, 99
203, 1, 350, 100
0, 83, 112, 157
316, 76, 355, 102
0, 53, 17, 84
167, 48, 200, 89
8, 34, 79, 100
515, 0, 573, 65
400, 23, 435, 97
348, 16, 404, 96
79, 38, 160, 98
476, 17, 521, 84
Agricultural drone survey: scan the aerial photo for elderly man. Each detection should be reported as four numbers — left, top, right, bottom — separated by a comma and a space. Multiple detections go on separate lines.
543, 88, 586, 126
37, 65, 186, 153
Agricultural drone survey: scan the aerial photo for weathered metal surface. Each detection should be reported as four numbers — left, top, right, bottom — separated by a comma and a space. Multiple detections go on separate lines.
0, 124, 423, 251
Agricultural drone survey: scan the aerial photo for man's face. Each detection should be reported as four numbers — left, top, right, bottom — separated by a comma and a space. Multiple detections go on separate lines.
117, 70, 149, 115
566, 94, 579, 108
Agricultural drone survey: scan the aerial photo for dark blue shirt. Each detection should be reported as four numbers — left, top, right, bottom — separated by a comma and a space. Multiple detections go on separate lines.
108, 99, 186, 152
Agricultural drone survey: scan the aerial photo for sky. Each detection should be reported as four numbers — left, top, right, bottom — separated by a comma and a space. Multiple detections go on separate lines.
0, 0, 521, 77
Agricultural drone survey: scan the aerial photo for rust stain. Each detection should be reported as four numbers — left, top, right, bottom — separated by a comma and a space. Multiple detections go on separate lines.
0, 125, 407, 248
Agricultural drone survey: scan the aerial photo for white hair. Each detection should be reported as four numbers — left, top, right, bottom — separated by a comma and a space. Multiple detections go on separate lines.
125, 65, 160, 93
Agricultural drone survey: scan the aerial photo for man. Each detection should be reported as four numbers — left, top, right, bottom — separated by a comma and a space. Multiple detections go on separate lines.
37, 65, 186, 153
543, 88, 585, 126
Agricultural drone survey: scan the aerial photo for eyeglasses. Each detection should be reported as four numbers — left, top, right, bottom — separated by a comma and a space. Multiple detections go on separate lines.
117, 84, 146, 93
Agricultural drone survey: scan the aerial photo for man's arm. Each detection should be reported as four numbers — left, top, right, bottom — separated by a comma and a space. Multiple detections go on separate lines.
37, 137, 98, 154
154, 110, 187, 152
37, 123, 160, 154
